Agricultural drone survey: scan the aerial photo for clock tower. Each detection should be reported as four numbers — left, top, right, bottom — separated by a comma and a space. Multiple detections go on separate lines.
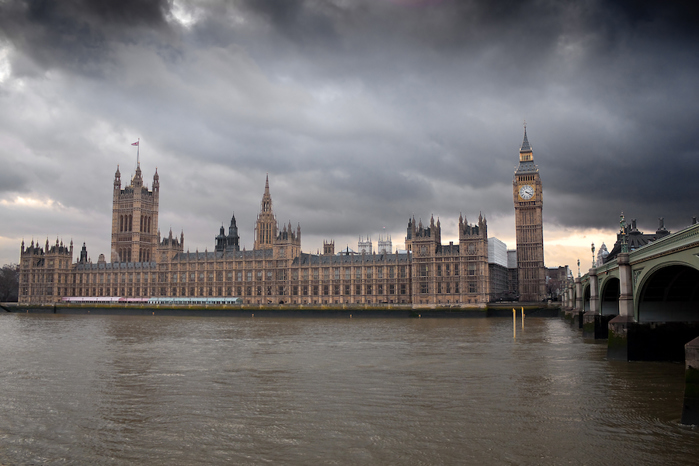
513, 125, 546, 302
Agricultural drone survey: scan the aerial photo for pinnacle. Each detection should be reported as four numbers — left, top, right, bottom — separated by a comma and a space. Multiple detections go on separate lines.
520, 126, 532, 152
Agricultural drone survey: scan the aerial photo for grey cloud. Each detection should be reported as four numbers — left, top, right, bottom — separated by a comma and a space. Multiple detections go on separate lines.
1, 0, 699, 266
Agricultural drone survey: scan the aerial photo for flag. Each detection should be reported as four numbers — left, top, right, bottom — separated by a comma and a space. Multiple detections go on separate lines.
131, 141, 139, 146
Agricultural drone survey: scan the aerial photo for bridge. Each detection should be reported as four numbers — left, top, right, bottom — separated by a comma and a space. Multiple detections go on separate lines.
561, 220, 699, 424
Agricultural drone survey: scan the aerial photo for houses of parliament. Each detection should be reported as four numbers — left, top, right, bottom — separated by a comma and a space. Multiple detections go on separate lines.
17, 129, 545, 307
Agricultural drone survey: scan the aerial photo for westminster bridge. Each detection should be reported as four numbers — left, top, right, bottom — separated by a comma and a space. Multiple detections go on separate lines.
561, 221, 699, 424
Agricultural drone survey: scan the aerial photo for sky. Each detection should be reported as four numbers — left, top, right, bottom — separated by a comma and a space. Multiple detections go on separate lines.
1, 0, 698, 273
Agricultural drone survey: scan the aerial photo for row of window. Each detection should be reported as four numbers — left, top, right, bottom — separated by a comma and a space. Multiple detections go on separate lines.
118, 214, 154, 233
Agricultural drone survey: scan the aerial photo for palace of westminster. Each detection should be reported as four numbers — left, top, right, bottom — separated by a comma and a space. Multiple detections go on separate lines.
17, 129, 547, 307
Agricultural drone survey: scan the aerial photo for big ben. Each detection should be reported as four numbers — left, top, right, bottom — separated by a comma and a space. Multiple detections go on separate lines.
513, 125, 546, 302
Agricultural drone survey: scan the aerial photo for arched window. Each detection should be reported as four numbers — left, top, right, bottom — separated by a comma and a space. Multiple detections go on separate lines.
129, 215, 133, 232
119, 215, 123, 232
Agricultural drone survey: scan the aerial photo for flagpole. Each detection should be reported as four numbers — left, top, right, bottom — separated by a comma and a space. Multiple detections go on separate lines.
137, 138, 140, 167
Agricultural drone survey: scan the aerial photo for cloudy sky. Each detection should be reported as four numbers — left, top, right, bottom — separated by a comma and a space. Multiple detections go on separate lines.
1, 0, 698, 272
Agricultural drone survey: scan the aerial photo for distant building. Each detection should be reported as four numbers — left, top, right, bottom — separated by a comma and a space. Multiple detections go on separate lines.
596, 243, 609, 267
546, 266, 569, 301
358, 236, 372, 254
377, 235, 392, 254
604, 217, 671, 263
488, 238, 509, 301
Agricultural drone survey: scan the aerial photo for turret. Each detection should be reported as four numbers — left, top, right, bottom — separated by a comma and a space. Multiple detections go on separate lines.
153, 168, 159, 195
114, 165, 121, 194
79, 242, 88, 263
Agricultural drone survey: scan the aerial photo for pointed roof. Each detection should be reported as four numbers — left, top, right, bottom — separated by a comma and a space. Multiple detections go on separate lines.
520, 126, 532, 152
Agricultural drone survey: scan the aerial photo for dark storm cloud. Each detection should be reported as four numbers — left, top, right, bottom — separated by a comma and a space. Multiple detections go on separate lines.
0, 0, 172, 76
2, 0, 699, 265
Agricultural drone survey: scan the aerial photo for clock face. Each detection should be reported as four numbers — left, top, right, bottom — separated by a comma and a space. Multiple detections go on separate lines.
519, 185, 534, 200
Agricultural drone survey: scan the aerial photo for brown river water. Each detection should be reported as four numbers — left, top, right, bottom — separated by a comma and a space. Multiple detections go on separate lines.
1, 314, 697, 465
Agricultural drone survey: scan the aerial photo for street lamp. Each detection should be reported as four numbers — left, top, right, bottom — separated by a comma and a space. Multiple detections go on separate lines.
591, 242, 595, 269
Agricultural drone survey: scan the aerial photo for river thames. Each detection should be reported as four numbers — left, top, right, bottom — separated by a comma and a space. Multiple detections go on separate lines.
0, 314, 697, 465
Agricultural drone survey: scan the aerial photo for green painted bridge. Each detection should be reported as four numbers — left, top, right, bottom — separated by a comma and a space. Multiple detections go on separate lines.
560, 222, 699, 425
565, 221, 699, 324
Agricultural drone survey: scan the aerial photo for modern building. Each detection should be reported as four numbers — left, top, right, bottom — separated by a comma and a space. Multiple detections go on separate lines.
488, 238, 509, 301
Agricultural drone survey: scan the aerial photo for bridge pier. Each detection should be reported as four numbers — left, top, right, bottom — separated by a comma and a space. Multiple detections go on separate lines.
573, 277, 583, 328
560, 283, 575, 323
583, 268, 605, 339
682, 336, 699, 425
608, 253, 635, 359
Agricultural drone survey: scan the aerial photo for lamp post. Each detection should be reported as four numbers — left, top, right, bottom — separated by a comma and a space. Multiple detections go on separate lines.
591, 242, 596, 269
620, 212, 628, 253
577, 259, 580, 278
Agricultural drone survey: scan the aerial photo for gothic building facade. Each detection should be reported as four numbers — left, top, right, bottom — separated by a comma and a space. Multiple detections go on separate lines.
513, 126, 546, 302
19, 160, 492, 307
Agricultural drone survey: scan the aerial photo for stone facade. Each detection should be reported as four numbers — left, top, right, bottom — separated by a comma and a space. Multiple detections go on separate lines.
18, 162, 491, 308
111, 163, 159, 263
513, 126, 546, 302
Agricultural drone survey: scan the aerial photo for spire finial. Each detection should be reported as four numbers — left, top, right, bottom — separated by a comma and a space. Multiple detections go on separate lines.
520, 122, 532, 153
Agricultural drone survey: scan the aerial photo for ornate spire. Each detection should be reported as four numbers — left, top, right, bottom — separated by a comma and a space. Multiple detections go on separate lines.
520, 121, 532, 153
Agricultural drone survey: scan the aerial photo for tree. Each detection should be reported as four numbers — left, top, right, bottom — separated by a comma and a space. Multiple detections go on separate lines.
0, 264, 19, 302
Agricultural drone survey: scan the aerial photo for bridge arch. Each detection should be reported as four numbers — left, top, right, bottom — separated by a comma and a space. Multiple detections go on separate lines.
636, 262, 699, 322
600, 277, 620, 316
583, 283, 591, 312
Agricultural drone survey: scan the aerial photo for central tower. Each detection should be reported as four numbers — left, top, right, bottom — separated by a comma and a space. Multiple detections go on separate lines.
254, 175, 277, 250
111, 161, 159, 263
513, 125, 545, 302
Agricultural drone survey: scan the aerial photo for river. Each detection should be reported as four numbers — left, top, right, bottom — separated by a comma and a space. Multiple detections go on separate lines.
0, 314, 696, 464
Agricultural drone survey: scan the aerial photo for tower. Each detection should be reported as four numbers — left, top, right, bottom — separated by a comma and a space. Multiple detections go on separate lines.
253, 175, 277, 250
110, 159, 159, 263
215, 215, 240, 253
513, 124, 546, 302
